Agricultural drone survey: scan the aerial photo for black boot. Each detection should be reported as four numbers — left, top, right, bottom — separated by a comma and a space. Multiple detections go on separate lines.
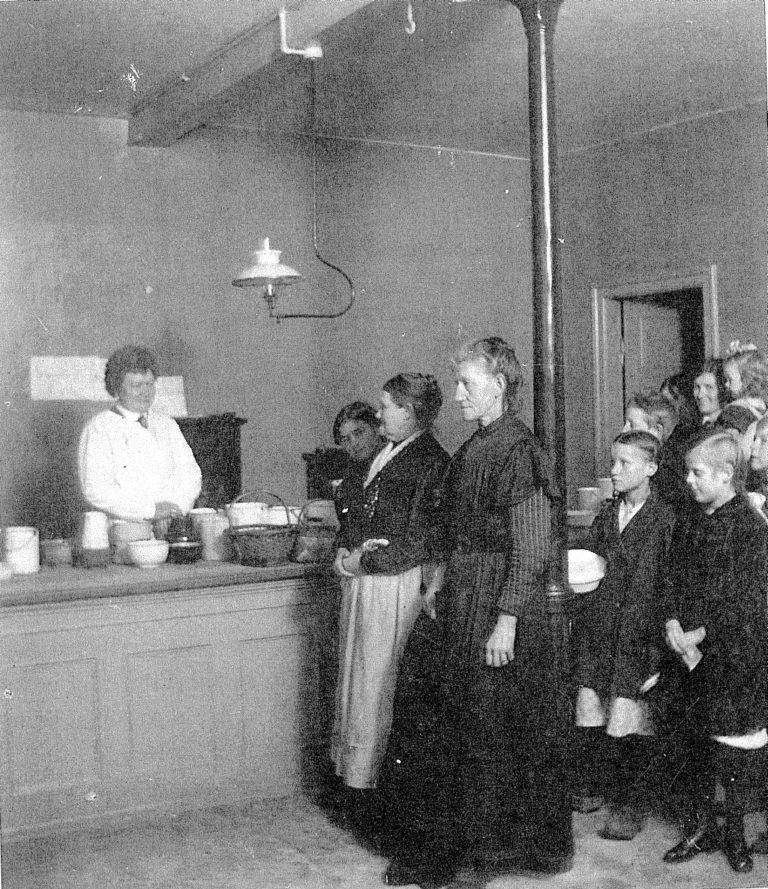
571, 727, 608, 813
664, 739, 719, 864
718, 746, 755, 873
663, 809, 720, 863
601, 736, 652, 841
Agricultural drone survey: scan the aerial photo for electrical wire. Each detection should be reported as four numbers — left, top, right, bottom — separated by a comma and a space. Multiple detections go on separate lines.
272, 62, 355, 321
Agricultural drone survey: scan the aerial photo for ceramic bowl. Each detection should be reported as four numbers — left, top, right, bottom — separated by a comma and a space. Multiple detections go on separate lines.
568, 548, 606, 594
126, 539, 170, 568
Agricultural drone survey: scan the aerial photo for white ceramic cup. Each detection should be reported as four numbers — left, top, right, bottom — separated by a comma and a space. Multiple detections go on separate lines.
81, 511, 110, 550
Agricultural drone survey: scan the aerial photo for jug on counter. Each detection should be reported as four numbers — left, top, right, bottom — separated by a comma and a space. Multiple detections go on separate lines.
77, 511, 111, 567
4, 526, 40, 574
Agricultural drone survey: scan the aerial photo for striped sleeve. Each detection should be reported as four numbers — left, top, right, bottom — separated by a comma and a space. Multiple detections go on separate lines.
498, 489, 550, 616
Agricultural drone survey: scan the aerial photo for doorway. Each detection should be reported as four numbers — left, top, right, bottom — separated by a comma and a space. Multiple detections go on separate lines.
591, 266, 720, 475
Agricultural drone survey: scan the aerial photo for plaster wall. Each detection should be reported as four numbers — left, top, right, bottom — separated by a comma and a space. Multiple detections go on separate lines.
560, 102, 768, 487
0, 111, 534, 536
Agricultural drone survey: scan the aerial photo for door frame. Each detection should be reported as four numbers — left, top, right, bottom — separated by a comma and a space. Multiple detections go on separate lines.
591, 264, 720, 475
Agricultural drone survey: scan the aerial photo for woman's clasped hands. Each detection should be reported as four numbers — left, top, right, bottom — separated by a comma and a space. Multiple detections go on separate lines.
333, 539, 390, 578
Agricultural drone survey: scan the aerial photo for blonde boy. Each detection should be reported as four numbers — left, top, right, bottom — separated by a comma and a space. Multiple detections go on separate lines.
661, 430, 768, 874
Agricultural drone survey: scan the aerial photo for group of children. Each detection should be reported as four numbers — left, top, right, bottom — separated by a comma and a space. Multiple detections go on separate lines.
573, 342, 768, 875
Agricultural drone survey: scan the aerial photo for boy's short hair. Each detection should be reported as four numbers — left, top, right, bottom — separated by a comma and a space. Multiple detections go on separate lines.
685, 429, 744, 488
613, 429, 662, 465
626, 391, 678, 437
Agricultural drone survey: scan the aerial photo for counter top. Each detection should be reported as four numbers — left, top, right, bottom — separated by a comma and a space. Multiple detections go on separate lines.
0, 560, 332, 608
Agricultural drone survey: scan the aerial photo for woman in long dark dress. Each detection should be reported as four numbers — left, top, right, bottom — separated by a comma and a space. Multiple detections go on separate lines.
382, 337, 573, 888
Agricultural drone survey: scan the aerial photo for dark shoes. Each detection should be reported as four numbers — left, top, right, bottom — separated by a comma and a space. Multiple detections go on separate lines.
382, 861, 455, 889
663, 818, 720, 864
664, 816, 753, 873
723, 821, 753, 873
600, 804, 643, 841
751, 829, 768, 854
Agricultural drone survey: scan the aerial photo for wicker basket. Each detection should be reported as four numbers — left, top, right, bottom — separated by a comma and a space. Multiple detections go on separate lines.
291, 499, 339, 564
227, 491, 297, 567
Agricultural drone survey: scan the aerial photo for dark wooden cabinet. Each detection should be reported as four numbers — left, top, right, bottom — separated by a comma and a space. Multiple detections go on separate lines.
301, 448, 350, 500
177, 413, 247, 508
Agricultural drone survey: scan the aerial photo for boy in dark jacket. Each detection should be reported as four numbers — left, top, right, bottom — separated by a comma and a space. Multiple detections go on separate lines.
574, 430, 675, 839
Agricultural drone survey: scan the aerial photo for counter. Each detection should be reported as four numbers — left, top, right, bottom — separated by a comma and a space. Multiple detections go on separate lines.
0, 560, 338, 838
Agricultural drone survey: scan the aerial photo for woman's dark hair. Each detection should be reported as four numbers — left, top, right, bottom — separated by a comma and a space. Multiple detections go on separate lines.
613, 429, 661, 465
695, 357, 728, 408
104, 346, 158, 398
383, 373, 442, 430
332, 401, 379, 445
660, 372, 698, 429
454, 336, 524, 412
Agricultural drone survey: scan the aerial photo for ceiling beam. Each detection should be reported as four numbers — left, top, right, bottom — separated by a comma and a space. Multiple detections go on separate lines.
128, 0, 375, 147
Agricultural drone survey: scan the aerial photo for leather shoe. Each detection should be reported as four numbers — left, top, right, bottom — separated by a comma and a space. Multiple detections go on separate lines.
723, 823, 753, 873
663, 821, 719, 864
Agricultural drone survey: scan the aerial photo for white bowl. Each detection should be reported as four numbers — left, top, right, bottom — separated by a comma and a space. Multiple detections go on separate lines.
126, 539, 169, 568
568, 549, 606, 594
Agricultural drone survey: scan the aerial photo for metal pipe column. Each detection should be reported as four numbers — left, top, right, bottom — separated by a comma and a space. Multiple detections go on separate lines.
510, 0, 573, 719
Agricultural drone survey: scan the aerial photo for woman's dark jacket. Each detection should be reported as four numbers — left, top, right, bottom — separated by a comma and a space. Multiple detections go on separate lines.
335, 432, 449, 576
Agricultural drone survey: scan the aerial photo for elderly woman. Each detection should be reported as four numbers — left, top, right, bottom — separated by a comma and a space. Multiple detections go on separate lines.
78, 345, 202, 522
331, 374, 448, 831
382, 338, 572, 888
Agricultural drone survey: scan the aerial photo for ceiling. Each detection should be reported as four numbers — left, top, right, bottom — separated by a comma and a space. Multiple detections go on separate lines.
0, 0, 764, 153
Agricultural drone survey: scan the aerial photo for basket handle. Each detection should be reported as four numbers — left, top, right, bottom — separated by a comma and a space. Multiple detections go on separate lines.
297, 498, 337, 526
232, 491, 290, 524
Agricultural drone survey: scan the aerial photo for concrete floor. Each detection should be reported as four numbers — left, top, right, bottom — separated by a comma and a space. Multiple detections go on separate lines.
3, 797, 768, 889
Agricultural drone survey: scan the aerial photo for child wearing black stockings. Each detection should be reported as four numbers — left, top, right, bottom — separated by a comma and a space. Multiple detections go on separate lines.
573, 431, 675, 839
661, 429, 768, 874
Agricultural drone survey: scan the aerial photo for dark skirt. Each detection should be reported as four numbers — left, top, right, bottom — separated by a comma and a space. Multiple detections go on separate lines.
379, 554, 573, 869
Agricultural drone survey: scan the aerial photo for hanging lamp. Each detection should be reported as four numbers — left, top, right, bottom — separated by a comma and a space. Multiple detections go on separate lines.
232, 14, 355, 322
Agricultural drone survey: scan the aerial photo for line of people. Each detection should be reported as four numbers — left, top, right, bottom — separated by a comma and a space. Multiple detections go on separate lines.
323, 335, 768, 888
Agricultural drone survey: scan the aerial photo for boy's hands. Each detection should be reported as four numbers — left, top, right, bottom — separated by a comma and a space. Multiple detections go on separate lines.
665, 619, 706, 670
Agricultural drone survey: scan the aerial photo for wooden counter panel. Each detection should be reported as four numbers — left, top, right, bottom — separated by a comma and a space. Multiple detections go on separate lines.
0, 576, 337, 838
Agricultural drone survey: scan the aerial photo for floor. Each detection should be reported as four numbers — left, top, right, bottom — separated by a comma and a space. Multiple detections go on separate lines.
3, 796, 768, 889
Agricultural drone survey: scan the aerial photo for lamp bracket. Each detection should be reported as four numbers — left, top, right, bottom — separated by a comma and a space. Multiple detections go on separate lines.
279, 9, 323, 59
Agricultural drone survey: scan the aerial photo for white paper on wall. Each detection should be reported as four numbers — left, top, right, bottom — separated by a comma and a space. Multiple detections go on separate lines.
30, 356, 109, 401
30, 356, 189, 417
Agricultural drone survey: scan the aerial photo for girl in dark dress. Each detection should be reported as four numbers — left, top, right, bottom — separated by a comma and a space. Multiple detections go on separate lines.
382, 338, 573, 889
574, 430, 675, 840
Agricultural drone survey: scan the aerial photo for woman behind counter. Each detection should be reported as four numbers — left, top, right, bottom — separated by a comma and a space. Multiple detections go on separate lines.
331, 374, 449, 831
78, 345, 202, 522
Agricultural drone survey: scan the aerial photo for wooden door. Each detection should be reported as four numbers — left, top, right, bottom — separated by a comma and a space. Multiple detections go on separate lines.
622, 299, 682, 400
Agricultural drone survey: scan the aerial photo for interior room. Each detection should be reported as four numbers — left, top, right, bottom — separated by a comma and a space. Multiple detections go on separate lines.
0, 0, 765, 887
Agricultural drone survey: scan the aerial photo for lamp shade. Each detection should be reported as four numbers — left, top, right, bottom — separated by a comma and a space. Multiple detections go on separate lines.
232, 238, 303, 288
